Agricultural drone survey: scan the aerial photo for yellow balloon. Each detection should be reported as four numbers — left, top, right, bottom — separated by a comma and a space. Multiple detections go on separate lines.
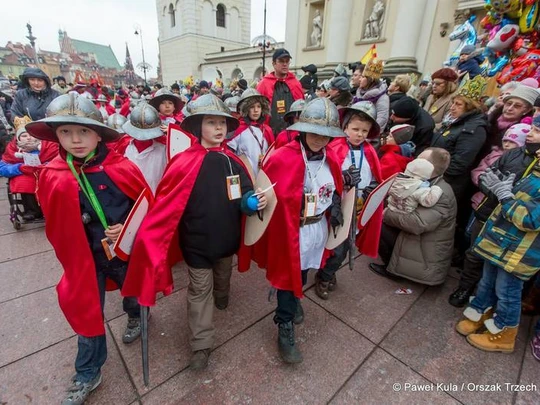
519, 3, 540, 33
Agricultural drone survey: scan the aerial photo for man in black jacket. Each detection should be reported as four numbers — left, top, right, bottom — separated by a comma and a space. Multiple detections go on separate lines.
449, 119, 540, 307
11, 67, 59, 121
389, 96, 435, 156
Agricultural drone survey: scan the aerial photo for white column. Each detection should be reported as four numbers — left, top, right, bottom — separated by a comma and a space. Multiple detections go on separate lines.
384, 0, 428, 73
285, 0, 301, 61
325, 0, 354, 63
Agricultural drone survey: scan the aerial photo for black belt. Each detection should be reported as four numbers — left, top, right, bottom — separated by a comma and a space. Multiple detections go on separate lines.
300, 213, 324, 227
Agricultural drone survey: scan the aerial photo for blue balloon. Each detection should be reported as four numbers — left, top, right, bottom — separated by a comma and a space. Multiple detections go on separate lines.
488, 54, 509, 76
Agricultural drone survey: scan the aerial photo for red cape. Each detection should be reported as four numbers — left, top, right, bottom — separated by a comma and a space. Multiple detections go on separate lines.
122, 142, 251, 307
256, 72, 304, 104
230, 118, 275, 146
3, 139, 58, 193
379, 144, 412, 180
36, 150, 151, 337
330, 138, 383, 258
251, 141, 343, 298
274, 129, 299, 149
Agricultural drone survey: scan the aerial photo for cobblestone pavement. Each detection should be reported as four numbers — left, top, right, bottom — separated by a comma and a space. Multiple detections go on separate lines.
0, 181, 538, 405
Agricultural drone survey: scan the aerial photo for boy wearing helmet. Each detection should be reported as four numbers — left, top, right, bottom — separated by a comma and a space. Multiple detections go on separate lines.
123, 94, 268, 371
26, 93, 151, 405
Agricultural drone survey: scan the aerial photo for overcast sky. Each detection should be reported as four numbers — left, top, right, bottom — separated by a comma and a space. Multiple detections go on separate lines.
0, 0, 286, 78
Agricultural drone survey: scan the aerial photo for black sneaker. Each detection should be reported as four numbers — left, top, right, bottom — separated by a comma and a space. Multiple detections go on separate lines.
448, 286, 474, 308
368, 262, 393, 278
62, 373, 102, 405
122, 317, 141, 344
214, 295, 229, 310
190, 349, 211, 370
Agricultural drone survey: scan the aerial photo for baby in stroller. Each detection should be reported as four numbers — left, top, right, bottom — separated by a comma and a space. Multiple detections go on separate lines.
0, 126, 58, 228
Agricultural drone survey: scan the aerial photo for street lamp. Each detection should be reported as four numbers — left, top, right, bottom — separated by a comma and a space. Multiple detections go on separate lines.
134, 24, 149, 86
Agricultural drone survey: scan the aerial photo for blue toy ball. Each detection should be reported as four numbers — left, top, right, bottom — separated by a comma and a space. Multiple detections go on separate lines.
247, 195, 259, 211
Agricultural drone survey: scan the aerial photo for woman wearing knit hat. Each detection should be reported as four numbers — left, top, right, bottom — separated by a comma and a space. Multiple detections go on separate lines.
423, 68, 459, 130
328, 76, 353, 109
353, 58, 390, 133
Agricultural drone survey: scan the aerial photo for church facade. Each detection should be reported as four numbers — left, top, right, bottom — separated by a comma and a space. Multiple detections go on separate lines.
156, 0, 251, 85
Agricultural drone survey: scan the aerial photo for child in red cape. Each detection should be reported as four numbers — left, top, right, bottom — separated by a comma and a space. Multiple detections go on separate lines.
252, 97, 344, 364
315, 101, 383, 300
25, 93, 151, 405
273, 99, 306, 149
227, 89, 274, 178
378, 124, 415, 180
149, 88, 185, 131
122, 94, 268, 371
0, 126, 58, 221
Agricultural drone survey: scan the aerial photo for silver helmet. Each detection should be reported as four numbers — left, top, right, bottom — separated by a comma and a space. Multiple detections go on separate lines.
341, 100, 380, 138
180, 94, 239, 134
25, 93, 120, 142
106, 113, 128, 134
149, 88, 184, 112
287, 97, 345, 138
122, 101, 163, 140
283, 99, 306, 122
96, 94, 108, 103
224, 95, 240, 113
236, 88, 267, 114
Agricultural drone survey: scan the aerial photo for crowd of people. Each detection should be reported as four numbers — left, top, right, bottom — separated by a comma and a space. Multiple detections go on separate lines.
1, 43, 540, 404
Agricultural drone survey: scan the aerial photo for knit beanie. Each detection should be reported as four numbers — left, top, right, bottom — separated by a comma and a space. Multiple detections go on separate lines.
392, 96, 419, 120
520, 78, 539, 89
16, 126, 28, 140
405, 158, 434, 180
237, 79, 248, 90
503, 84, 539, 107
330, 76, 351, 92
502, 123, 530, 147
390, 124, 415, 145
300, 75, 315, 90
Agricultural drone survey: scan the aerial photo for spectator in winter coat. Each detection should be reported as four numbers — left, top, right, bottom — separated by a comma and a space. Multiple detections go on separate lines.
353, 58, 389, 134
423, 68, 458, 130
256, 48, 304, 135
378, 124, 415, 180
390, 96, 435, 157
11, 67, 59, 121
457, 45, 484, 81
388, 75, 411, 109
370, 147, 456, 285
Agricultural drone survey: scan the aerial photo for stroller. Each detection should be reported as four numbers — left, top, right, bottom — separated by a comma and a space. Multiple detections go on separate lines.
6, 180, 43, 230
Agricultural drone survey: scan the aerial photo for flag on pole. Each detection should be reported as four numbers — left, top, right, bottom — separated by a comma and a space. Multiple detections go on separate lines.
360, 44, 377, 64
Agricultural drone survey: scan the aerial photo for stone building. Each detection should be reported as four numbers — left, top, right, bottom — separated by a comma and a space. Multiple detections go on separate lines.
156, 0, 251, 85
285, 0, 485, 79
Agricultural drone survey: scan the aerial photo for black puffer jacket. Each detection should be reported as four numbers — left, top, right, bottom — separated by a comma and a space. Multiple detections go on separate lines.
10, 68, 59, 121
475, 146, 537, 222
431, 110, 487, 204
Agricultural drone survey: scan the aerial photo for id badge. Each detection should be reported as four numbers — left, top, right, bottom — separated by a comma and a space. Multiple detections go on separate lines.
22, 152, 41, 167
304, 193, 318, 217
277, 100, 286, 114
101, 237, 117, 261
226, 175, 242, 200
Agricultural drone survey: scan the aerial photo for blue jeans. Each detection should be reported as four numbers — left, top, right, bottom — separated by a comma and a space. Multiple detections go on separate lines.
75, 261, 140, 383
469, 261, 524, 330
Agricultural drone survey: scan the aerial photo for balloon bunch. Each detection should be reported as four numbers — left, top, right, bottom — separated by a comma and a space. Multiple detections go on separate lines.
480, 0, 540, 81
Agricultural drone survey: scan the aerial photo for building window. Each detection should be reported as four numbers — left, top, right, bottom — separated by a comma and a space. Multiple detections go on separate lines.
169, 4, 176, 27
216, 4, 226, 27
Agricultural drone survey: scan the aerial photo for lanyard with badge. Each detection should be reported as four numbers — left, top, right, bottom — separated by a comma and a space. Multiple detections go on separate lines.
348, 142, 364, 172
220, 151, 242, 200
247, 125, 265, 168
300, 142, 326, 218
67, 152, 116, 260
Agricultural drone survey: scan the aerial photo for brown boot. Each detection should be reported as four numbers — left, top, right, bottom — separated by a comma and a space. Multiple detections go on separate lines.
522, 285, 540, 315
467, 322, 518, 353
456, 307, 493, 336
315, 273, 330, 300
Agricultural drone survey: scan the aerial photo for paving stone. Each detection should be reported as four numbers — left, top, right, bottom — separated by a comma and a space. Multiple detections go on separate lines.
0, 334, 137, 405
515, 319, 540, 405
0, 227, 52, 263
0, 250, 61, 303
380, 278, 529, 405
306, 255, 425, 343
330, 348, 461, 404
108, 265, 275, 392
0, 288, 73, 367
141, 299, 374, 405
